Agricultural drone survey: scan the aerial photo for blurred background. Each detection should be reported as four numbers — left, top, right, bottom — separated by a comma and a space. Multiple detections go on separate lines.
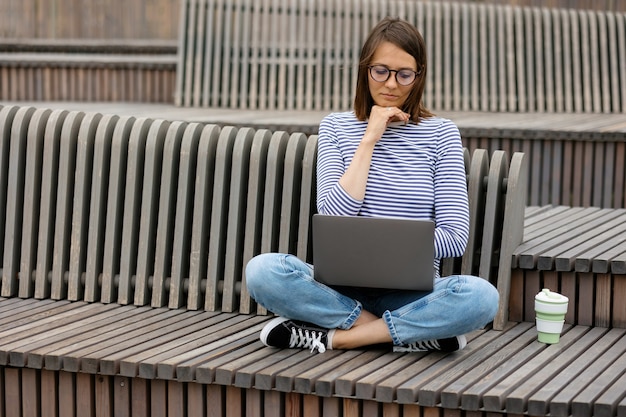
0, 0, 623, 40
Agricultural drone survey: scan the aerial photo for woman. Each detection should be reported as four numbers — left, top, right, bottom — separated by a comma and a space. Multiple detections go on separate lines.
245, 17, 499, 353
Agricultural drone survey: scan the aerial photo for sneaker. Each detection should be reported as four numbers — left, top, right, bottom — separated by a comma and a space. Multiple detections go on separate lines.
393, 335, 467, 353
260, 317, 329, 353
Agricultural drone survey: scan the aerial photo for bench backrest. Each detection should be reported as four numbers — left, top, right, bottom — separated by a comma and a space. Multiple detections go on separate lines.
0, 104, 526, 329
176, 0, 626, 114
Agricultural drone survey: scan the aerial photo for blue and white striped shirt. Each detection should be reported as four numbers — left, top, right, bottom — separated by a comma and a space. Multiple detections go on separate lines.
316, 111, 470, 276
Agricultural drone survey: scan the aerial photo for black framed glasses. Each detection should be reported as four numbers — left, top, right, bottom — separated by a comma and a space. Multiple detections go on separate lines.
368, 65, 419, 86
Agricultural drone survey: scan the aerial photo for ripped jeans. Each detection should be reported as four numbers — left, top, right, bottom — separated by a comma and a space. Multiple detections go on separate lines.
245, 253, 499, 345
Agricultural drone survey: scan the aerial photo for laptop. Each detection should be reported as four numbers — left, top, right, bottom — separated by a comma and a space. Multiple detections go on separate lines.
312, 214, 436, 291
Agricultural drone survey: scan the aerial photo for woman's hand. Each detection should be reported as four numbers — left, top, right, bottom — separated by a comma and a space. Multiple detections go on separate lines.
363, 105, 411, 145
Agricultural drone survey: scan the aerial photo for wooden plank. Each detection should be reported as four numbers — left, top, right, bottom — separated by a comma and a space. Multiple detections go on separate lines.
480, 325, 587, 412
150, 121, 188, 307
54, 309, 187, 372
67, 112, 103, 301
101, 311, 226, 377
595, 370, 626, 417
292, 350, 371, 395
494, 152, 528, 329
154, 316, 267, 380
395, 327, 505, 405
278, 133, 307, 255
167, 123, 203, 308
117, 118, 154, 305
259, 130, 288, 253
555, 214, 626, 272
133, 119, 171, 306
25, 306, 155, 370
528, 329, 624, 415
76, 372, 94, 417
517, 209, 618, 270
437, 323, 535, 409
2, 106, 36, 297
0, 299, 67, 329
21, 368, 39, 417
215, 343, 298, 387
460, 149, 488, 276
221, 128, 256, 312
239, 129, 272, 313
204, 126, 238, 311
15, 108, 50, 298
186, 124, 221, 310
571, 344, 626, 417
193, 341, 268, 384
4, 304, 122, 367
177, 331, 259, 382
506, 326, 609, 414
0, 303, 103, 364
25, 108, 64, 299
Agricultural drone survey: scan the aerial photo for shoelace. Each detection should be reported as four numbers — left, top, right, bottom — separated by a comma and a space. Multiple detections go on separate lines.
289, 327, 327, 353
406, 339, 441, 351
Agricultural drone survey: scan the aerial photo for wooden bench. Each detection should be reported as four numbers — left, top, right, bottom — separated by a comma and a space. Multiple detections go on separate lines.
175, 0, 626, 114
2, 103, 625, 417
0, 103, 540, 417
512, 206, 626, 328
0, 39, 177, 102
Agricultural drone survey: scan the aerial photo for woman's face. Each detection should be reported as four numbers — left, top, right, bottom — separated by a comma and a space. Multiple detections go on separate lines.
367, 41, 418, 109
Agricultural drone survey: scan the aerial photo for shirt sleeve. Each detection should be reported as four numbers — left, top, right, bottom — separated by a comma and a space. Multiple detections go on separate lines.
433, 119, 470, 259
316, 114, 363, 216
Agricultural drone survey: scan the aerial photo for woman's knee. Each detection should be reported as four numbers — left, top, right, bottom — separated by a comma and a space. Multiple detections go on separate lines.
245, 253, 276, 294
469, 276, 500, 322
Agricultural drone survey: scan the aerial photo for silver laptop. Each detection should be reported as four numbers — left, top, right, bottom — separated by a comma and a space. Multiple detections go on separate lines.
312, 214, 435, 291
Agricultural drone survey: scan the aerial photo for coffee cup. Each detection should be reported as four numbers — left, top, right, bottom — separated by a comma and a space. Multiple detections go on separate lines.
534, 288, 569, 344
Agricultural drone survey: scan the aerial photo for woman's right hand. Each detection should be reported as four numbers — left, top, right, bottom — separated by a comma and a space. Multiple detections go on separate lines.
363, 105, 411, 144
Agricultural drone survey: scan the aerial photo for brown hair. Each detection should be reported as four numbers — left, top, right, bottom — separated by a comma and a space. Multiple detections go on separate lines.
353, 17, 433, 123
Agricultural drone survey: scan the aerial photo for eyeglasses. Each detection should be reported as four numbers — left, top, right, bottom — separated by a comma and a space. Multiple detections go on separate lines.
368, 65, 419, 86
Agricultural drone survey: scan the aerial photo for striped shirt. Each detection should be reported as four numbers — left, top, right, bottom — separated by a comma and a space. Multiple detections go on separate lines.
316, 111, 470, 276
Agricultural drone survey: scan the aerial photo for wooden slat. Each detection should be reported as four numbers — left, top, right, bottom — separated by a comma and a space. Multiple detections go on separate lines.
25, 306, 155, 369
105, 117, 150, 305
221, 128, 255, 312
48, 111, 84, 300
133, 119, 171, 306
505, 326, 610, 414
296, 135, 318, 263
494, 152, 527, 329
4, 304, 123, 367
27, 110, 68, 298
480, 325, 586, 412
185, 124, 221, 310
478, 150, 507, 283
151, 121, 189, 307
83, 115, 119, 302
167, 123, 204, 308
18, 108, 52, 298
239, 129, 273, 314
98, 116, 135, 303
278, 133, 307, 255
60, 309, 193, 373
527, 328, 626, 416
2, 106, 36, 297
203, 126, 238, 310
459, 149, 488, 277
67, 112, 103, 301
0, 106, 19, 276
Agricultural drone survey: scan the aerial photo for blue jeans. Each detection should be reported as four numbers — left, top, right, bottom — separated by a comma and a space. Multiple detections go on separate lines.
245, 253, 499, 346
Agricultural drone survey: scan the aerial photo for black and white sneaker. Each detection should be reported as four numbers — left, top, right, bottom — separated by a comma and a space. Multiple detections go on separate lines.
260, 317, 329, 353
393, 335, 467, 353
